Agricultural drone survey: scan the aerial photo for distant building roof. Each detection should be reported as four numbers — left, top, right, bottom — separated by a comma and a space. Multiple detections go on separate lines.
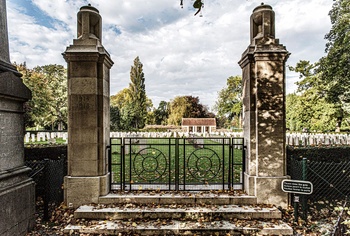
182, 118, 216, 126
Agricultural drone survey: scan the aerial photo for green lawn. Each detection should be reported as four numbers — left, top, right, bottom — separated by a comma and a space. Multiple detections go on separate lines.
110, 138, 244, 188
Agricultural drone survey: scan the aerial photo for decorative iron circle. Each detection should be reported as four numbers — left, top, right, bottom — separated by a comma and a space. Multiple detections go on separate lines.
133, 147, 167, 182
187, 148, 221, 182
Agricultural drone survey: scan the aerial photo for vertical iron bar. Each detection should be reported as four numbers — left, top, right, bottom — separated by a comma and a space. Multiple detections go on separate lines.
129, 138, 132, 191
222, 138, 225, 190
107, 143, 111, 190
43, 159, 49, 221
168, 138, 171, 191
121, 138, 125, 190
183, 139, 186, 191
294, 194, 299, 222
229, 138, 232, 190
175, 138, 179, 191
302, 157, 308, 222
242, 139, 246, 190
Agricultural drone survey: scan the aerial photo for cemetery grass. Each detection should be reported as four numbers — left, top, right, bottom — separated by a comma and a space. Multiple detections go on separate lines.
110, 138, 243, 186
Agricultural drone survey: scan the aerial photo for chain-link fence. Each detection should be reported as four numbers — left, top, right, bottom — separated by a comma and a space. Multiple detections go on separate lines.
287, 152, 350, 234
25, 146, 67, 220
288, 157, 350, 201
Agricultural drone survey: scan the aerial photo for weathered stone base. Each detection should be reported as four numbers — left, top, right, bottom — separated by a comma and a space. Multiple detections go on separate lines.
0, 167, 35, 236
244, 173, 290, 208
64, 173, 110, 207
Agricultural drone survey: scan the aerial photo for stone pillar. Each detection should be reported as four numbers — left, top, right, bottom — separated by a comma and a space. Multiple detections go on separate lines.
238, 3, 290, 207
63, 4, 113, 207
0, 0, 35, 235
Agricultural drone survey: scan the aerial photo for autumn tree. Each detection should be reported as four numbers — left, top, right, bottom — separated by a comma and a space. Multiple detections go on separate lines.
17, 63, 67, 130
167, 96, 210, 125
34, 64, 67, 130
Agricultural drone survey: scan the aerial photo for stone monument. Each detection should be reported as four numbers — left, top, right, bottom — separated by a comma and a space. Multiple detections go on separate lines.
0, 0, 35, 235
238, 3, 290, 207
63, 4, 113, 207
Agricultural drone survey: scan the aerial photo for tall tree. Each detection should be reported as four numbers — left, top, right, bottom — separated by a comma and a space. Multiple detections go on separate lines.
317, 0, 350, 129
129, 56, 147, 129
214, 76, 242, 129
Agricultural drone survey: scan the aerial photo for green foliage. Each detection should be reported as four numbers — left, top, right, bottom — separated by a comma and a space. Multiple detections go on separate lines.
110, 57, 150, 131
287, 61, 340, 132
129, 56, 147, 129
110, 106, 121, 131
167, 96, 211, 126
287, 59, 350, 132
287, 1, 350, 131
168, 96, 188, 125
154, 101, 169, 125
110, 88, 131, 131
18, 63, 67, 130
214, 76, 242, 129
318, 0, 350, 104
286, 93, 337, 132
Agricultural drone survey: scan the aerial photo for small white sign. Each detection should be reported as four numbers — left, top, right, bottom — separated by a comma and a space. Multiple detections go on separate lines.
281, 179, 313, 195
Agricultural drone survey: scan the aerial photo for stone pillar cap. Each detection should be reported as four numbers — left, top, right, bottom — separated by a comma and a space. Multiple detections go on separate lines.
79, 4, 99, 13
253, 3, 273, 12
77, 4, 102, 43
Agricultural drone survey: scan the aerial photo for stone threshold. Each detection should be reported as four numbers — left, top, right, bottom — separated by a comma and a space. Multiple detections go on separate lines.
74, 205, 282, 220
64, 219, 293, 235
99, 192, 258, 205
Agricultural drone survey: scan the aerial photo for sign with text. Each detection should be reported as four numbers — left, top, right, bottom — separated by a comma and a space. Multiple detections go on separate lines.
281, 180, 313, 195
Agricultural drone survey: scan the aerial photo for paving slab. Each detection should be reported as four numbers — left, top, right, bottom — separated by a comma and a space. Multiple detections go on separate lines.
64, 219, 293, 235
99, 192, 257, 205
74, 205, 281, 220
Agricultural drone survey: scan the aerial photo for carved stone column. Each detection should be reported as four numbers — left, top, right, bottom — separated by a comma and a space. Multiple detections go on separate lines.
0, 0, 35, 235
63, 4, 113, 207
238, 3, 290, 207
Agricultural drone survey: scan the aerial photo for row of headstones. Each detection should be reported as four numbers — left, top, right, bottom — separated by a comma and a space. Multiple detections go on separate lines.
24, 132, 68, 143
24, 131, 350, 146
110, 131, 244, 138
286, 133, 350, 146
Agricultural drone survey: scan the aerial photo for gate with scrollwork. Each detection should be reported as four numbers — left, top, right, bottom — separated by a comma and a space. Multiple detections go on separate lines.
108, 137, 245, 191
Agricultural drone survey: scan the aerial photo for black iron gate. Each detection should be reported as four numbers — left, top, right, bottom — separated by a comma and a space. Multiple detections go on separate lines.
108, 137, 245, 191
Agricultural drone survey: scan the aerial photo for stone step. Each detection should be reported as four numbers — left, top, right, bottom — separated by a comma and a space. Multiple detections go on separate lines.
74, 205, 282, 221
64, 219, 293, 235
99, 192, 257, 206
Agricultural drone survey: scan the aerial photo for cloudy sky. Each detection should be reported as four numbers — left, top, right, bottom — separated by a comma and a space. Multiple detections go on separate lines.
6, 0, 333, 110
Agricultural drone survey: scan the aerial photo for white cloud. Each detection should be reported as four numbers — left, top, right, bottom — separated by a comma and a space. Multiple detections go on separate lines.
6, 0, 334, 110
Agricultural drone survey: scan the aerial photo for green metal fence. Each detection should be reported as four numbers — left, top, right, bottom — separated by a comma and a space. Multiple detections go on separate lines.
287, 155, 350, 233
